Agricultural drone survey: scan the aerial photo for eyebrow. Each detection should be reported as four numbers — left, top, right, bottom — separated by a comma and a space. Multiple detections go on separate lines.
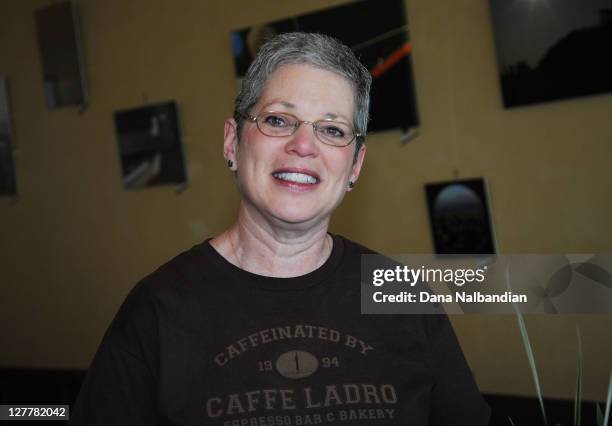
263, 100, 296, 110
280, 101, 295, 109
263, 101, 349, 122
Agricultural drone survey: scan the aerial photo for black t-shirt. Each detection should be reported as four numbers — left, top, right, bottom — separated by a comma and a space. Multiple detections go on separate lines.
70, 235, 490, 425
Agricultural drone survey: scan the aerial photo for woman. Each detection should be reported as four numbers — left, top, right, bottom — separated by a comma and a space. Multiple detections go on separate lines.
71, 33, 490, 425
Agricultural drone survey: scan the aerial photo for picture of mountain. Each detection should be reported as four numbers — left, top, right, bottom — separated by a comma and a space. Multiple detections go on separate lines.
490, 0, 612, 107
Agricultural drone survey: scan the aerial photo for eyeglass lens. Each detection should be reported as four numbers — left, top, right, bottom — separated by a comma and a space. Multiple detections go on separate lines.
256, 112, 354, 146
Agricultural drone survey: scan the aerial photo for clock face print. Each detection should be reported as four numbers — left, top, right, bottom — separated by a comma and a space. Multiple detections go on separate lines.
275, 350, 319, 379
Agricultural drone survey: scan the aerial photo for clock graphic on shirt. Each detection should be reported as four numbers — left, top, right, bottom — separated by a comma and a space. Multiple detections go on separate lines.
275, 350, 319, 379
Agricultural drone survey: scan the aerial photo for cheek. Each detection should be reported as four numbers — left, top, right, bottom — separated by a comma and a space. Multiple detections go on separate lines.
237, 129, 266, 165
244, 125, 260, 141
327, 150, 356, 178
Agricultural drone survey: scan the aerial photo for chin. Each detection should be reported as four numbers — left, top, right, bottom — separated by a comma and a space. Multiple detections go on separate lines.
267, 204, 328, 226
271, 210, 319, 225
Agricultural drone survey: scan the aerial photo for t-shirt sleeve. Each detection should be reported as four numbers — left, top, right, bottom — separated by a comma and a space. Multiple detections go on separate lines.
424, 314, 491, 425
69, 280, 160, 425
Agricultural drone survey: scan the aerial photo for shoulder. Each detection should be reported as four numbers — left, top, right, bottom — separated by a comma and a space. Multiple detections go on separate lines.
135, 241, 211, 295
107, 241, 217, 343
333, 234, 378, 256
334, 234, 402, 279
115, 241, 213, 322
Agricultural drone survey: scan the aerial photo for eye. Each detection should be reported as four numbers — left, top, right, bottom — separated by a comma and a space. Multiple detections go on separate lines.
319, 123, 347, 139
262, 113, 291, 128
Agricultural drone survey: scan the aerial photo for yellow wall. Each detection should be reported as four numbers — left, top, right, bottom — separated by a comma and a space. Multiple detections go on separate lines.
1, 0, 610, 401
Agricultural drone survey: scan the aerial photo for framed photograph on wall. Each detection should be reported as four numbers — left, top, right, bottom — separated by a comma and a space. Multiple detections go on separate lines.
0, 76, 17, 196
230, 0, 419, 134
425, 178, 496, 255
34, 1, 88, 109
490, 0, 612, 107
114, 101, 187, 190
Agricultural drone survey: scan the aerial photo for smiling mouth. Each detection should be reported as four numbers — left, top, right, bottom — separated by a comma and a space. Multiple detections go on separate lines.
272, 172, 320, 185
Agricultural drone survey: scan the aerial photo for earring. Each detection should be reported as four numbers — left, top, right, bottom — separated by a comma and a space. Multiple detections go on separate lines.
348, 181, 354, 189
227, 160, 233, 168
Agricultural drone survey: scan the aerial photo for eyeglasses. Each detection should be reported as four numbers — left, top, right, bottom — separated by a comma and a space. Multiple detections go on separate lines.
237, 110, 362, 147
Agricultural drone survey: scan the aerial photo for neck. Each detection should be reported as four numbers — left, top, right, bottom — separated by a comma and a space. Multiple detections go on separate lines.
211, 203, 333, 278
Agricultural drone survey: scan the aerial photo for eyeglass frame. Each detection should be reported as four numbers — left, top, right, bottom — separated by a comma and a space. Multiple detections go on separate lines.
235, 110, 364, 147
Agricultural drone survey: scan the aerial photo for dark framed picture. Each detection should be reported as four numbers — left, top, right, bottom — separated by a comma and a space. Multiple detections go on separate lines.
425, 178, 496, 255
231, 0, 419, 133
490, 0, 612, 108
113, 101, 187, 190
0, 76, 17, 196
34, 1, 88, 108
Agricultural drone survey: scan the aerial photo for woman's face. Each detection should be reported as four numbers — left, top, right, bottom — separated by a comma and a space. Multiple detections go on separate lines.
224, 63, 366, 230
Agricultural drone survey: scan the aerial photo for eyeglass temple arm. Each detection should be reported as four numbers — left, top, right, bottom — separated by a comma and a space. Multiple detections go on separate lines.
235, 110, 257, 122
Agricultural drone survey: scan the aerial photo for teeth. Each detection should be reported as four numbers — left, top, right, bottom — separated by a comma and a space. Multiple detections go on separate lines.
273, 172, 317, 184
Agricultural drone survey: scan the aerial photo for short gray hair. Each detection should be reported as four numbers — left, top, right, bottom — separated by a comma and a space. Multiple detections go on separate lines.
234, 32, 372, 151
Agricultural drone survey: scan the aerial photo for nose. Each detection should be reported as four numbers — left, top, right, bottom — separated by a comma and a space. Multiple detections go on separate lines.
284, 122, 320, 157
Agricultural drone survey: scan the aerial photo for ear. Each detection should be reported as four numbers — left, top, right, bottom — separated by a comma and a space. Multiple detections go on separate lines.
223, 118, 238, 171
348, 144, 366, 188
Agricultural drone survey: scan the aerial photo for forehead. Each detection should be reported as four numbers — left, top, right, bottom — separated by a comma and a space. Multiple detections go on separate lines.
255, 63, 355, 120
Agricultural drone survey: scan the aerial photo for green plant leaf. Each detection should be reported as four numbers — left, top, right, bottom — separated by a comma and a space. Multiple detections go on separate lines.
596, 403, 603, 426
513, 302, 548, 426
604, 371, 612, 426
507, 265, 549, 426
574, 326, 582, 426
